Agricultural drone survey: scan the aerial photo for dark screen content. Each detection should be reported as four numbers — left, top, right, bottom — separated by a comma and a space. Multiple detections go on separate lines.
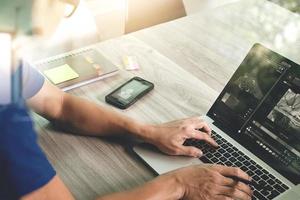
208, 44, 300, 184
111, 79, 150, 104
249, 66, 300, 181
210, 44, 283, 132
266, 88, 300, 153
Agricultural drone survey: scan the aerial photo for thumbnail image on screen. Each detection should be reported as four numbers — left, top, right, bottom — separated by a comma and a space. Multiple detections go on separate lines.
267, 89, 300, 149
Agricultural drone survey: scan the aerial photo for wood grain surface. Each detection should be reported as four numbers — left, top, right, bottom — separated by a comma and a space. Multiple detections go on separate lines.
32, 0, 300, 199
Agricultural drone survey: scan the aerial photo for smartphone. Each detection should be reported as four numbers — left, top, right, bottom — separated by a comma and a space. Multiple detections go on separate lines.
105, 77, 154, 109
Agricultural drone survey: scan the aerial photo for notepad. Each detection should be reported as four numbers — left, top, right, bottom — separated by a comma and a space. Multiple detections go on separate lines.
36, 49, 119, 91
44, 64, 79, 84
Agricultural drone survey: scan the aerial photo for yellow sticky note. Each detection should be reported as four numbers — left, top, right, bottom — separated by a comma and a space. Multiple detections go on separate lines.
44, 64, 79, 84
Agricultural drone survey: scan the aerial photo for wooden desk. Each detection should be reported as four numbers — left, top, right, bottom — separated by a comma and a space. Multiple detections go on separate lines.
33, 0, 300, 199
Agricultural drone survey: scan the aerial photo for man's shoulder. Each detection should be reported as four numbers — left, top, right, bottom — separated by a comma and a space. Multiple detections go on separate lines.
22, 62, 45, 99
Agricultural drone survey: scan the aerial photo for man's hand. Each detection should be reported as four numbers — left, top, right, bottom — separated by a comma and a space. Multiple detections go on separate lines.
173, 164, 253, 200
98, 164, 252, 200
145, 117, 218, 157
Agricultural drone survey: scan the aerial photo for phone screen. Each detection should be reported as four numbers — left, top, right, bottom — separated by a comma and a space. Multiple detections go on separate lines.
111, 79, 150, 104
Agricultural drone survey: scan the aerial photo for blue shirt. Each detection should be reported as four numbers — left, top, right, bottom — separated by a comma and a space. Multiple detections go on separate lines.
0, 65, 55, 200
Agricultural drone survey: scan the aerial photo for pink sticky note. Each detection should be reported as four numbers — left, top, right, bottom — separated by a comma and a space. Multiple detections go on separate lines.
123, 56, 140, 70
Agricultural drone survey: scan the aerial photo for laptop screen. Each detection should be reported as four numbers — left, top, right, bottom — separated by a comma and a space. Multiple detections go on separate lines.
208, 44, 300, 184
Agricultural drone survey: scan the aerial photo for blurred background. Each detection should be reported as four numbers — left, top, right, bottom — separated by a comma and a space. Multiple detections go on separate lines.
25, 0, 300, 61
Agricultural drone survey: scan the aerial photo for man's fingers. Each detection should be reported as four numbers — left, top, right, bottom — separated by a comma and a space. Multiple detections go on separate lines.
180, 146, 203, 157
213, 165, 252, 182
214, 196, 234, 200
234, 181, 252, 196
193, 119, 212, 135
188, 131, 218, 147
188, 117, 212, 135
218, 186, 252, 200
222, 176, 237, 186
222, 177, 252, 196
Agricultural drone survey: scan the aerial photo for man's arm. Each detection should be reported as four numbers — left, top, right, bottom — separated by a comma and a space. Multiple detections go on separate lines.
27, 81, 150, 138
21, 174, 181, 200
21, 165, 252, 200
27, 81, 217, 157
98, 165, 253, 200
97, 173, 182, 200
21, 176, 74, 200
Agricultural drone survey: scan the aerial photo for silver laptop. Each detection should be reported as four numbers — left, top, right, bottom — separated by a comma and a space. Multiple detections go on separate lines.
134, 43, 300, 200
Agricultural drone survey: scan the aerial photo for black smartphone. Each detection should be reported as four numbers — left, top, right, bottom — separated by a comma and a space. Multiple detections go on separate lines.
105, 77, 154, 109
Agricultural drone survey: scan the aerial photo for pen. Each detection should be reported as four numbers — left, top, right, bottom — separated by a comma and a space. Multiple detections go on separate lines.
227, 176, 255, 186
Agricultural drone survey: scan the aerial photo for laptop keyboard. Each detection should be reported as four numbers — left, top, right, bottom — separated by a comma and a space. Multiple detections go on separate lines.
184, 130, 289, 200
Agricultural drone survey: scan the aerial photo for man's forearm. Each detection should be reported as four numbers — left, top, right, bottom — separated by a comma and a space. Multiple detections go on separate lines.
97, 173, 183, 200
21, 176, 74, 200
55, 93, 153, 140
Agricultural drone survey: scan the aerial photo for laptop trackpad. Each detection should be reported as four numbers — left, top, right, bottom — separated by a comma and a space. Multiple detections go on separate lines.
133, 144, 202, 175
274, 185, 300, 200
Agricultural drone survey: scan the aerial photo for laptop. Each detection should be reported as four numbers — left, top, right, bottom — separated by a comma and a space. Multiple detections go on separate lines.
134, 43, 300, 200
